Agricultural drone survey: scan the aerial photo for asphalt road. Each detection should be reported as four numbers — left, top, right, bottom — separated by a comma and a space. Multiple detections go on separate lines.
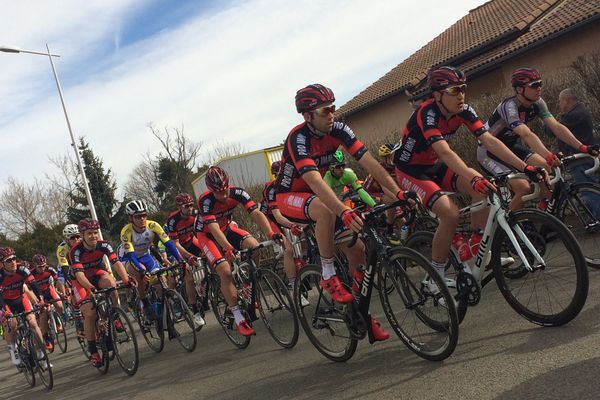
2, 268, 600, 400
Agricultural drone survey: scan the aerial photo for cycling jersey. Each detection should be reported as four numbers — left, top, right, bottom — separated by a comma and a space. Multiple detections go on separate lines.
165, 210, 196, 245
56, 240, 75, 280
259, 181, 278, 218
120, 220, 170, 258
32, 268, 58, 292
196, 187, 258, 232
394, 98, 486, 167
0, 266, 36, 301
68, 241, 117, 282
323, 168, 376, 207
274, 121, 367, 194
484, 96, 553, 148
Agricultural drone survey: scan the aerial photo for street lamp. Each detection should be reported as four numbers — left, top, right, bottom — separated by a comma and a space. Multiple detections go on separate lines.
0, 44, 102, 237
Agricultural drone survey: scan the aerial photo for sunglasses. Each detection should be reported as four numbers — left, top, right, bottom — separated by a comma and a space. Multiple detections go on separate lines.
4, 256, 17, 263
133, 214, 148, 220
182, 203, 194, 209
313, 105, 336, 117
442, 84, 467, 96
69, 235, 81, 241
527, 80, 543, 89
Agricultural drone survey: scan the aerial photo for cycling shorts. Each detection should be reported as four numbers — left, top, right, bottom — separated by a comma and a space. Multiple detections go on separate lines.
477, 143, 533, 176
276, 192, 347, 236
41, 287, 60, 302
182, 239, 203, 258
395, 163, 459, 209
196, 224, 252, 268
4, 293, 33, 314
71, 270, 109, 305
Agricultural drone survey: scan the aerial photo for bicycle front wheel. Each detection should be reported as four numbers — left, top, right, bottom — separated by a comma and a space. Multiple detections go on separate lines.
110, 307, 139, 376
133, 289, 165, 353
30, 333, 53, 389
209, 275, 251, 349
554, 182, 600, 268
49, 310, 68, 353
378, 247, 459, 361
294, 264, 358, 362
17, 334, 36, 387
256, 268, 299, 348
165, 289, 197, 352
492, 209, 588, 326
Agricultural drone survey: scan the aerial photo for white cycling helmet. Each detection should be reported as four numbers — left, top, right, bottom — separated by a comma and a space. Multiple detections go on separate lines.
62, 224, 80, 238
125, 200, 148, 216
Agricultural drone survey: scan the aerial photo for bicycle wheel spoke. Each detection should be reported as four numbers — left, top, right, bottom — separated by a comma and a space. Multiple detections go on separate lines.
111, 308, 139, 376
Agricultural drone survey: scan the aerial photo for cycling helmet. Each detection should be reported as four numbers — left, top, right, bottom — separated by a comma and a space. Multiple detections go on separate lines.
125, 200, 148, 216
32, 254, 47, 267
78, 218, 100, 232
427, 66, 466, 91
62, 224, 80, 238
0, 247, 16, 261
205, 166, 230, 191
295, 84, 335, 113
511, 67, 542, 87
378, 143, 399, 157
175, 193, 194, 206
271, 161, 282, 176
331, 150, 346, 167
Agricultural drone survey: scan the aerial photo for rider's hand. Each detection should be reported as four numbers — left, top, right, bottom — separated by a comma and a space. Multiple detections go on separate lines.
471, 176, 495, 195
579, 144, 599, 156
269, 231, 284, 244
545, 152, 561, 167
290, 223, 303, 236
340, 209, 363, 232
396, 190, 418, 207
224, 246, 238, 262
523, 165, 547, 183
187, 255, 198, 266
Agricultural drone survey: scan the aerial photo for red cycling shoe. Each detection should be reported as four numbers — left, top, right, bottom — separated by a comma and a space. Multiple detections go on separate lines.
370, 316, 390, 342
90, 352, 102, 367
237, 320, 255, 337
320, 275, 353, 303
113, 319, 125, 332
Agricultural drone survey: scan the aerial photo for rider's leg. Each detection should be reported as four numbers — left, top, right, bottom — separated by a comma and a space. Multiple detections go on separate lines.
307, 198, 336, 277
431, 195, 459, 277
507, 178, 531, 211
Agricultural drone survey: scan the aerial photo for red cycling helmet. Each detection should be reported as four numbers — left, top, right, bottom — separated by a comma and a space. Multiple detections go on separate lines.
205, 166, 230, 192
78, 218, 100, 232
32, 254, 48, 267
175, 192, 194, 206
271, 161, 282, 175
427, 66, 467, 91
511, 67, 542, 87
0, 247, 16, 262
295, 84, 335, 113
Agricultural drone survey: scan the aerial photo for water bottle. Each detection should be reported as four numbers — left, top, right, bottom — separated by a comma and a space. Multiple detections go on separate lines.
452, 233, 472, 262
152, 300, 162, 319
400, 224, 410, 242
469, 230, 483, 258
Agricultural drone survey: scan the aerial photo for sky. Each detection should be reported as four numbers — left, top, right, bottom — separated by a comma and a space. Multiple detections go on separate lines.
0, 0, 487, 194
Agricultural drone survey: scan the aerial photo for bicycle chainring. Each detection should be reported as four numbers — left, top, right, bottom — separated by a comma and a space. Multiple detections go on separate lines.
456, 271, 481, 306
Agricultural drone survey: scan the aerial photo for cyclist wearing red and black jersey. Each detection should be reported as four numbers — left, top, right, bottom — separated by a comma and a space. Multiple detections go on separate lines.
394, 66, 544, 287
477, 67, 599, 210
165, 192, 205, 321
274, 84, 413, 342
68, 218, 131, 367
31, 254, 64, 352
0, 247, 45, 366
195, 166, 281, 337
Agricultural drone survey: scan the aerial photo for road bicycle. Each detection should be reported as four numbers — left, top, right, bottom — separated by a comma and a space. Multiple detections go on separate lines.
293, 199, 459, 362
209, 240, 299, 349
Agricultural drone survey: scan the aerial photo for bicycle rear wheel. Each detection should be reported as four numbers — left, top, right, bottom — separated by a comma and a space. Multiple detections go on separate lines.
378, 247, 459, 361
209, 275, 251, 349
30, 333, 53, 389
256, 268, 298, 348
492, 209, 588, 326
110, 307, 139, 376
554, 182, 600, 268
133, 289, 165, 353
294, 264, 358, 362
165, 289, 197, 352
49, 310, 68, 353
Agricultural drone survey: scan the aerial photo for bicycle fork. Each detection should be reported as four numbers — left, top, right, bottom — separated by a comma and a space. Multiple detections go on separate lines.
497, 213, 545, 272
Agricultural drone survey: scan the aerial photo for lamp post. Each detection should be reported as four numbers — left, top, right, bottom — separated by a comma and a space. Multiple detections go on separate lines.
0, 44, 102, 237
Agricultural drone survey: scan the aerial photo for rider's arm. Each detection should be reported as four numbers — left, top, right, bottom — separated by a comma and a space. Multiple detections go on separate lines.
120, 225, 146, 273
272, 208, 298, 229
512, 124, 553, 158
478, 132, 528, 171
151, 222, 182, 262
207, 222, 233, 250
431, 140, 481, 181
73, 270, 95, 291
357, 152, 403, 200
544, 116, 584, 150
249, 208, 275, 237
303, 170, 349, 216
345, 170, 377, 207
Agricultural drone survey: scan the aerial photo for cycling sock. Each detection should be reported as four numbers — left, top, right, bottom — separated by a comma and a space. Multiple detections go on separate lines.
229, 305, 245, 325
431, 261, 446, 279
321, 256, 336, 280
88, 341, 98, 354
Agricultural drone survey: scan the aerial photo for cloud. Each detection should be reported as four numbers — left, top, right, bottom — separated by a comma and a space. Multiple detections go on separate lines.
0, 0, 486, 192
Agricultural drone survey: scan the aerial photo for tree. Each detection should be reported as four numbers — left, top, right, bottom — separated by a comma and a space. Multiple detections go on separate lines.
123, 157, 163, 213
205, 139, 247, 166
67, 138, 119, 238
0, 178, 44, 238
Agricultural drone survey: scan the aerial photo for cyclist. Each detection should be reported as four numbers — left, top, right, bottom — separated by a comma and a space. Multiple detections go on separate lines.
69, 218, 131, 367
195, 166, 282, 337
274, 84, 413, 342
0, 247, 45, 366
364, 143, 402, 241
120, 200, 204, 327
31, 254, 64, 352
477, 67, 599, 211
324, 150, 377, 208
165, 193, 207, 318
393, 66, 545, 288
56, 224, 80, 296
260, 161, 307, 303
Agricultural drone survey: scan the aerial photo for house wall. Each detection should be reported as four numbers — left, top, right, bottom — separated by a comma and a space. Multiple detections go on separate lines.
344, 22, 600, 144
